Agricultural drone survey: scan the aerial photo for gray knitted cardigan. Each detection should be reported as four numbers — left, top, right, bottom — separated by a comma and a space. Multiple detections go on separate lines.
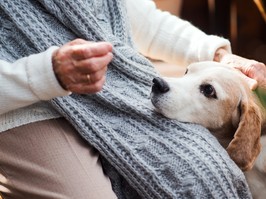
0, 0, 252, 198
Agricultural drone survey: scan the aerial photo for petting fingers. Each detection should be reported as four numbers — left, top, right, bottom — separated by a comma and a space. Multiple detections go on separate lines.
219, 53, 266, 90
234, 61, 266, 90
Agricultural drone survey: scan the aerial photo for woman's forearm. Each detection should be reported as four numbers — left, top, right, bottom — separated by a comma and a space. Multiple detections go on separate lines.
0, 46, 69, 114
126, 0, 231, 66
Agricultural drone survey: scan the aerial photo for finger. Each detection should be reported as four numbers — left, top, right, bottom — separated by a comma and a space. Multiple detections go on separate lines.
72, 42, 113, 60
67, 76, 106, 94
232, 64, 249, 73
241, 75, 258, 90
249, 79, 258, 90
86, 67, 108, 83
75, 52, 113, 73
66, 72, 95, 85
53, 58, 108, 88
68, 38, 91, 46
80, 73, 92, 84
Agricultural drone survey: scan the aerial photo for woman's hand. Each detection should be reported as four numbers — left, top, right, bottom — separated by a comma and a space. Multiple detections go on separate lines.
52, 39, 113, 94
214, 48, 266, 90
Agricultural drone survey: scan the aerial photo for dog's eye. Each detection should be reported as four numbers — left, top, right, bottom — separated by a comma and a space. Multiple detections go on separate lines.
199, 84, 217, 99
184, 68, 188, 75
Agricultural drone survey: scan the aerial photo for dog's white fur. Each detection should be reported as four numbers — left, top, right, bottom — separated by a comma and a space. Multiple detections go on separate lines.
151, 61, 266, 198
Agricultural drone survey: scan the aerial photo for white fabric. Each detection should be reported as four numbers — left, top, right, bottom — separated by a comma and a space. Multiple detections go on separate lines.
0, 46, 69, 115
0, 0, 231, 132
127, 0, 231, 65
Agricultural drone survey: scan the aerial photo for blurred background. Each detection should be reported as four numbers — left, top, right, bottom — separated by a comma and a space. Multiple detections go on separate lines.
154, 0, 266, 64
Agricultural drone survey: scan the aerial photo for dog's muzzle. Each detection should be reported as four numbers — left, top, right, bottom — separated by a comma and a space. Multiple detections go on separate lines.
152, 77, 170, 94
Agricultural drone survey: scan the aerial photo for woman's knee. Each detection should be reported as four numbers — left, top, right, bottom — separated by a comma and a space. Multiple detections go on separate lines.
0, 119, 117, 199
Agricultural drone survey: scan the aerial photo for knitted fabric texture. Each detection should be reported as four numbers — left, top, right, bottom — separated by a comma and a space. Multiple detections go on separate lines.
0, 0, 251, 198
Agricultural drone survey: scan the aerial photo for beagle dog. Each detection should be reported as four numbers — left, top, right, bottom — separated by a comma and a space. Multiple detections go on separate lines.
150, 61, 266, 198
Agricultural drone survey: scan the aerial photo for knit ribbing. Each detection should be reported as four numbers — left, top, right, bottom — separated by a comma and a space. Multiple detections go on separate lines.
0, 0, 251, 198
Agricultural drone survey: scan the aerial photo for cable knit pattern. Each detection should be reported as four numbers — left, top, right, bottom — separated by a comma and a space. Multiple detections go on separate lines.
0, 0, 251, 198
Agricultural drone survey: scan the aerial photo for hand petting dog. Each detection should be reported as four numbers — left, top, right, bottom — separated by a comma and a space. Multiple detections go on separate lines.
214, 48, 266, 91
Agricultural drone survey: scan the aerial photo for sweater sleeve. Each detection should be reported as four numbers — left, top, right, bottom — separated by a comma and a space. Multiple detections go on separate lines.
125, 0, 232, 66
0, 46, 70, 114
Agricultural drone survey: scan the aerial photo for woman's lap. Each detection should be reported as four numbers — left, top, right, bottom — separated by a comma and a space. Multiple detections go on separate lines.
0, 118, 117, 199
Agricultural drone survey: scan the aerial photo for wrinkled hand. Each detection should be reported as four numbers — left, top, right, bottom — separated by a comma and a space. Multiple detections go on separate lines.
215, 48, 266, 90
52, 39, 113, 94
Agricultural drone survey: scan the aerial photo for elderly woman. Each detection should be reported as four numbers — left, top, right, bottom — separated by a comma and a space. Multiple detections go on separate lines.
0, 0, 264, 198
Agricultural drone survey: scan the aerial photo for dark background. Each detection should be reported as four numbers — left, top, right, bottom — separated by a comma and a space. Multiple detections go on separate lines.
181, 0, 266, 63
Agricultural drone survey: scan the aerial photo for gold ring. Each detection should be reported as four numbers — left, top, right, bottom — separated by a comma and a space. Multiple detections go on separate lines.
87, 74, 91, 83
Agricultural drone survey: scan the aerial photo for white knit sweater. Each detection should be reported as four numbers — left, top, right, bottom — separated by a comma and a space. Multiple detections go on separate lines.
0, 0, 230, 132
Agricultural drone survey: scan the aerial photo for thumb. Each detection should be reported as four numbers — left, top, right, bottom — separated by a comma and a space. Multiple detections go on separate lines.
233, 65, 258, 90
244, 76, 258, 90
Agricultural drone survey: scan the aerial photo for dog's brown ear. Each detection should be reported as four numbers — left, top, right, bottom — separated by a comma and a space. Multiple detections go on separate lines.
227, 100, 262, 171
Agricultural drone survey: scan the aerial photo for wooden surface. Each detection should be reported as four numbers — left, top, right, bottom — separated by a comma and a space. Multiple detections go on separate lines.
153, 61, 186, 77
153, 0, 182, 16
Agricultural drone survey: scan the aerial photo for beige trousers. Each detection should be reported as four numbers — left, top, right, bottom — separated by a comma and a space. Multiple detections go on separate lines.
0, 118, 117, 199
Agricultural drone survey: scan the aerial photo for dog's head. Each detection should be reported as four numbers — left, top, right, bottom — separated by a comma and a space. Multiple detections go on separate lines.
151, 61, 262, 171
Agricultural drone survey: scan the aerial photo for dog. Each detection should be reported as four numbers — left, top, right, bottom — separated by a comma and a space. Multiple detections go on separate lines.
150, 61, 266, 198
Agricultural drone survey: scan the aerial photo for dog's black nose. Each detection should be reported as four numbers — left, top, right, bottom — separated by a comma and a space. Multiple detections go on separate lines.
152, 77, 170, 93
